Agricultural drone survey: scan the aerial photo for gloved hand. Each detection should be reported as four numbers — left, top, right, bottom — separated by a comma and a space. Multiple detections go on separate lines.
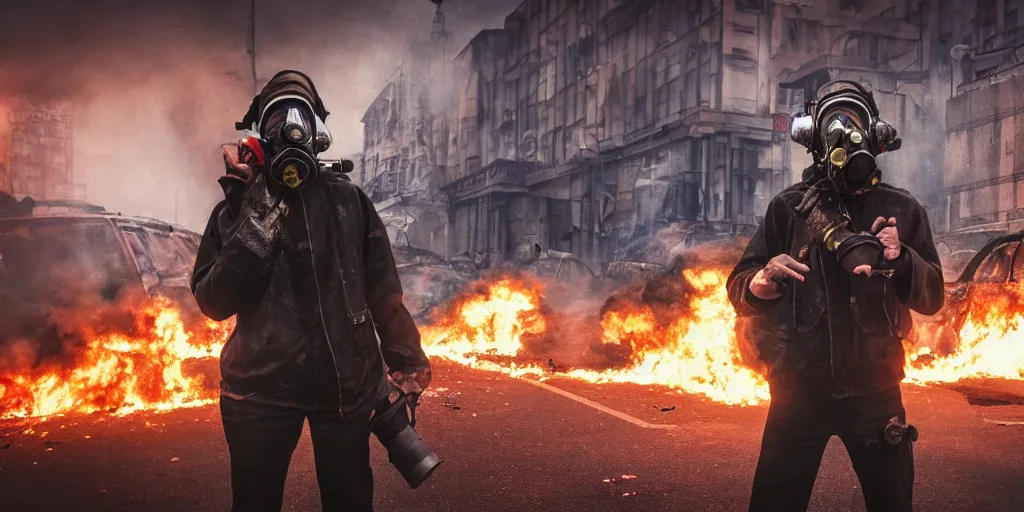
230, 172, 289, 261
389, 368, 432, 395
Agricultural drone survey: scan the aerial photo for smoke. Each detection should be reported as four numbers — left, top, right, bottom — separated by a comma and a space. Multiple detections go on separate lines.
875, 78, 950, 231
0, 0, 519, 231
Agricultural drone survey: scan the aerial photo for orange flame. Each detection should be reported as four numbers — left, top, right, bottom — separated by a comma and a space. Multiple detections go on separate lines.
3, 264, 1022, 419
423, 270, 1023, 406
0, 298, 231, 420
905, 281, 1024, 383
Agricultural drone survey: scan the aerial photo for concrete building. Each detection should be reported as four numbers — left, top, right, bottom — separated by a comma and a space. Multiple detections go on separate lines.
440, 0, 787, 268
943, 0, 1024, 235
360, 1, 455, 255
364, 0, 996, 268
0, 98, 84, 201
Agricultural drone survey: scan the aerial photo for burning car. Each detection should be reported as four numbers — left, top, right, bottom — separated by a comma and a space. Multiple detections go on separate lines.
391, 245, 472, 320
0, 197, 204, 347
914, 230, 1024, 350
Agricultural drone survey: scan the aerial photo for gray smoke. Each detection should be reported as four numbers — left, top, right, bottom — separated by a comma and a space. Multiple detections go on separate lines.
875, 77, 950, 231
0, 0, 519, 232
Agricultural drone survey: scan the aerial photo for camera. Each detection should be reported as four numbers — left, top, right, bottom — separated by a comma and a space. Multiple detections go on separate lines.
371, 391, 443, 489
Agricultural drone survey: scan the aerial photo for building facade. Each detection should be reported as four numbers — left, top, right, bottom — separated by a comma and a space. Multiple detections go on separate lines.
364, 0, 994, 269
0, 98, 84, 201
360, 2, 455, 256
943, 0, 1024, 234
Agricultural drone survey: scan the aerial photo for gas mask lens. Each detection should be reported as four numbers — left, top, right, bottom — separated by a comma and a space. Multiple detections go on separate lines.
283, 107, 310, 143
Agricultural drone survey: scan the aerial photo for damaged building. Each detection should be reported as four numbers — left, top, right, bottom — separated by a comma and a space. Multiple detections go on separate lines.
360, 2, 455, 256
943, 0, 1024, 235
0, 98, 84, 201
363, 0, 1009, 269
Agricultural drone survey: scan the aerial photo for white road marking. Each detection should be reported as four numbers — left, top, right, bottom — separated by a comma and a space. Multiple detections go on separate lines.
519, 378, 676, 430
983, 418, 1024, 426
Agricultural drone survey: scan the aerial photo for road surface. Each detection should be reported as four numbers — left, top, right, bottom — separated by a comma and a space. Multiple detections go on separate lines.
1, 360, 1022, 511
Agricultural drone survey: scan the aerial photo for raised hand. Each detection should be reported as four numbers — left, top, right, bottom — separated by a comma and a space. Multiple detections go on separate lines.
749, 254, 810, 300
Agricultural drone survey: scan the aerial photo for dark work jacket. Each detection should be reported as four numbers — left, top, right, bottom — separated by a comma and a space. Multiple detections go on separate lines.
191, 173, 430, 416
726, 177, 944, 400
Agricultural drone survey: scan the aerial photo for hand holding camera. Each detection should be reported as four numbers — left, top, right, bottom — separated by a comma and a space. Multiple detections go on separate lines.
389, 368, 433, 395
851, 216, 900, 277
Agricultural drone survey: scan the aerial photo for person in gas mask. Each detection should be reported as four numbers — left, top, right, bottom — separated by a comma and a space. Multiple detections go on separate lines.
191, 70, 432, 512
726, 80, 944, 512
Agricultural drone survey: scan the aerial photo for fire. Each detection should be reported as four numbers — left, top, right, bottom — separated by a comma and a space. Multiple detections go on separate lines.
420, 278, 548, 378
423, 269, 1024, 406
3, 261, 1023, 420
905, 281, 1024, 383
561, 270, 770, 406
0, 298, 231, 420
422, 270, 771, 405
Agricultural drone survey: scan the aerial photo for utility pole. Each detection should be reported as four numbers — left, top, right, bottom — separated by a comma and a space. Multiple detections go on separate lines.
249, 0, 258, 96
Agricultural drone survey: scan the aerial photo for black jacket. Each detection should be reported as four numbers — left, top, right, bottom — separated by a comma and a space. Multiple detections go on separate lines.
191, 172, 430, 415
727, 176, 943, 400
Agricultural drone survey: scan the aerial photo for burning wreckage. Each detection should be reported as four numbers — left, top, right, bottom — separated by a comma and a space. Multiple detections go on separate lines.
0, 190, 1023, 420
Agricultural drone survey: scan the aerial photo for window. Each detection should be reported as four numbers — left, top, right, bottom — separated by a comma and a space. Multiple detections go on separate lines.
838, 0, 863, 12
782, 18, 798, 51
144, 231, 197, 279
1012, 242, 1024, 281
0, 220, 130, 296
975, 242, 1018, 283
736, 0, 762, 12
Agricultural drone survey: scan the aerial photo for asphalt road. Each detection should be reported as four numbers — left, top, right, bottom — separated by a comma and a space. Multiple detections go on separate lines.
1, 360, 1022, 512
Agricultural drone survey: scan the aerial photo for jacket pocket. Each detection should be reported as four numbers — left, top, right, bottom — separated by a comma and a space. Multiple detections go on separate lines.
850, 277, 903, 336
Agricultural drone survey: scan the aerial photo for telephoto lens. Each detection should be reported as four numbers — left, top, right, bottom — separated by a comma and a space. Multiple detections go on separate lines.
370, 392, 442, 489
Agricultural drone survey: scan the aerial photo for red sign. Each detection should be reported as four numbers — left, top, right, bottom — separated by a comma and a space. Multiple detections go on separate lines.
772, 113, 790, 133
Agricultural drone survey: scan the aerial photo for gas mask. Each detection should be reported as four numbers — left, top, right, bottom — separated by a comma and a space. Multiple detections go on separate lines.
257, 98, 333, 190
790, 80, 902, 195
788, 80, 903, 275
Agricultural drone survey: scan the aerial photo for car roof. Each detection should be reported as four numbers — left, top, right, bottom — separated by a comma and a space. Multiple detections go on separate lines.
0, 211, 200, 237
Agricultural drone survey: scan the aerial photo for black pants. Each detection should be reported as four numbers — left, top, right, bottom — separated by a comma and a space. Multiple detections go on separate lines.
220, 396, 375, 512
749, 387, 914, 512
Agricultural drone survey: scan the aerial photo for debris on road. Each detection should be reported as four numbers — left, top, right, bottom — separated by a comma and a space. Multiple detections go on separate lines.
44, 448, 53, 453
658, 406, 676, 412
622, 491, 637, 497
0, 443, 11, 450
603, 474, 639, 483
170, 457, 180, 463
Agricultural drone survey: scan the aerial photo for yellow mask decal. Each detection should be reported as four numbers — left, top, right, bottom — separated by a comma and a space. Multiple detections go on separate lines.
282, 165, 303, 189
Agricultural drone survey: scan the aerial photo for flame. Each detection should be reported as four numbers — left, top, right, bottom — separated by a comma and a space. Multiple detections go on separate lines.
420, 278, 548, 378
0, 297, 231, 420
423, 269, 1024, 406
905, 281, 1024, 383
423, 270, 771, 405
4, 262, 1023, 420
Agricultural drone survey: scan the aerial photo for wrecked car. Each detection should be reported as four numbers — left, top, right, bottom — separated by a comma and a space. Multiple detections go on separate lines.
391, 245, 472, 320
0, 197, 201, 302
0, 197, 204, 354
912, 230, 1024, 351
511, 242, 597, 287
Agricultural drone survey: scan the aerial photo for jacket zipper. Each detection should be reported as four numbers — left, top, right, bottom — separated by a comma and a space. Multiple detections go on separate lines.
817, 248, 839, 398
300, 194, 346, 417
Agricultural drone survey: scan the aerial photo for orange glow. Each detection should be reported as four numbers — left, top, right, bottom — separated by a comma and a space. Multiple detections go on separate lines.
0, 297, 231, 420
3, 265, 1022, 420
